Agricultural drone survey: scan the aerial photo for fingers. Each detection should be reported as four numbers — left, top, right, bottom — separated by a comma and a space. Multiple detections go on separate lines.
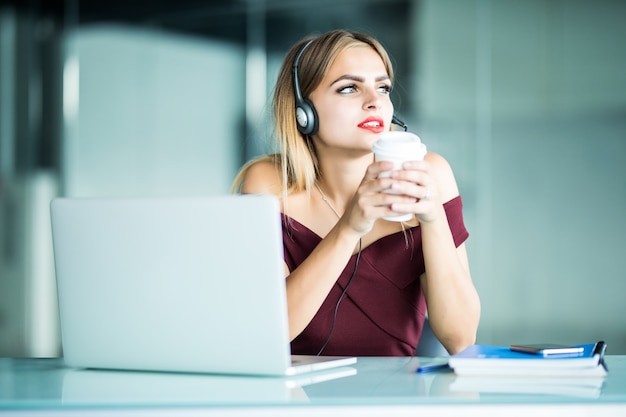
387, 176, 431, 200
344, 162, 404, 233
346, 160, 437, 232
364, 160, 394, 182
372, 160, 437, 222
366, 161, 424, 189
384, 161, 431, 199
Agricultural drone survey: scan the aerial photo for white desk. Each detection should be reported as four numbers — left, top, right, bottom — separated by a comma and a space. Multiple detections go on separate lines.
1, 356, 625, 416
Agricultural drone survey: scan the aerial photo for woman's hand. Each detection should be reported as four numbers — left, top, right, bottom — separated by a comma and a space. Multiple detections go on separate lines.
386, 159, 441, 224
341, 158, 438, 234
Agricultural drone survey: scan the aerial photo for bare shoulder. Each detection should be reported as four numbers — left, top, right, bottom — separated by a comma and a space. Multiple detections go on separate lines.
425, 152, 460, 202
238, 155, 283, 196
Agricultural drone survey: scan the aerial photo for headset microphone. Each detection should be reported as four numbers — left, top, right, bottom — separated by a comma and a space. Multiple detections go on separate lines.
391, 115, 408, 131
292, 39, 319, 136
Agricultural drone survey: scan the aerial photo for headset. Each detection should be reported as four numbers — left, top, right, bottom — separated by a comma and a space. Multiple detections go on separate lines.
292, 39, 318, 135
292, 39, 408, 137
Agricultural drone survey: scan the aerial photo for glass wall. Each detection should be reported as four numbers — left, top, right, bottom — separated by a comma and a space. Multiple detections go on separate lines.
1, 0, 624, 357
415, 0, 626, 351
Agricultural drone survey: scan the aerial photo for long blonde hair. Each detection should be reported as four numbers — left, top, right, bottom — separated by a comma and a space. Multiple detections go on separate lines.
232, 30, 395, 197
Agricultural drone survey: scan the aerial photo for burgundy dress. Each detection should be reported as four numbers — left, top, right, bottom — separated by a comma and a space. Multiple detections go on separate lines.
283, 196, 469, 357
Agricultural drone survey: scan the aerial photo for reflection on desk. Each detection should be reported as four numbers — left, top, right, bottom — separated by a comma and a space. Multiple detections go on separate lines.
450, 375, 604, 398
62, 366, 357, 405
1, 356, 626, 416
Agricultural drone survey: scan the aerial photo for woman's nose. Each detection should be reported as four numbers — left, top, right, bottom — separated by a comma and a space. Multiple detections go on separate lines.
363, 86, 381, 109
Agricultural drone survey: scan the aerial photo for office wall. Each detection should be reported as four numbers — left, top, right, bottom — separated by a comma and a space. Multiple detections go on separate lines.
63, 25, 245, 197
414, 0, 626, 351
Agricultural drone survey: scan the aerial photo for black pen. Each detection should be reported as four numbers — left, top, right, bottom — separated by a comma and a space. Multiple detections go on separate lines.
416, 363, 451, 374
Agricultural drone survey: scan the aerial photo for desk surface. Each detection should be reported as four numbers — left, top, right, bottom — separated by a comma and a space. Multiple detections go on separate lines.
2, 356, 626, 416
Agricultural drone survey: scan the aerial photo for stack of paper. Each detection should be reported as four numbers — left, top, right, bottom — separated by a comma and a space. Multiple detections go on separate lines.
447, 342, 607, 398
448, 343, 607, 378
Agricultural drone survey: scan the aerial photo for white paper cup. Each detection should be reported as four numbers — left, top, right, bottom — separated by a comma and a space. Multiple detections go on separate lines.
372, 131, 427, 222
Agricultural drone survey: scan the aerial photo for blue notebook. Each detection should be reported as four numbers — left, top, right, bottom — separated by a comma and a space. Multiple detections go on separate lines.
448, 342, 607, 377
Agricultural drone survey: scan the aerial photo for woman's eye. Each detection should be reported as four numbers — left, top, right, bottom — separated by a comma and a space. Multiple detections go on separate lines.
337, 85, 357, 94
378, 84, 393, 94
336, 84, 392, 94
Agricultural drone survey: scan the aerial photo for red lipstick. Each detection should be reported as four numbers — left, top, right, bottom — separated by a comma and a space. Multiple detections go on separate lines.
358, 117, 385, 134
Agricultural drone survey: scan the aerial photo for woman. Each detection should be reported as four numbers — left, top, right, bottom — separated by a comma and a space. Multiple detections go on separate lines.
232, 29, 480, 356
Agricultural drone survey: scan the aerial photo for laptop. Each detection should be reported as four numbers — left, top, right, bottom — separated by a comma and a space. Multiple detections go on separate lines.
50, 194, 356, 376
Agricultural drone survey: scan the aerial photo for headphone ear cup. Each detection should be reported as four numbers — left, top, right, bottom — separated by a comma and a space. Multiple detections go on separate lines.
296, 98, 318, 136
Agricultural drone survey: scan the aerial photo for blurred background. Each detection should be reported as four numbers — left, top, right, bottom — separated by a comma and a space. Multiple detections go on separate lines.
0, 0, 624, 358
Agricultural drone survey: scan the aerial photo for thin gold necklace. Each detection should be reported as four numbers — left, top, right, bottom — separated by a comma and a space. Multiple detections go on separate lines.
314, 180, 363, 356
314, 182, 341, 219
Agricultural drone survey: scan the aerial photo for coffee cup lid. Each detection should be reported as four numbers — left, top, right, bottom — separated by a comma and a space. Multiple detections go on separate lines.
372, 131, 426, 157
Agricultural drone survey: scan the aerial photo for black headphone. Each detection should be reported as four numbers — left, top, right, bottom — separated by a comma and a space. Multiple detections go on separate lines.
292, 38, 408, 136
292, 39, 319, 136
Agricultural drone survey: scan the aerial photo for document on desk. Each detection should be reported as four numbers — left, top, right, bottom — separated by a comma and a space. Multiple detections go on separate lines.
447, 341, 608, 378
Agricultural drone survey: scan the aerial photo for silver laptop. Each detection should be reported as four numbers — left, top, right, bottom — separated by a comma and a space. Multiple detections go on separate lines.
50, 195, 356, 376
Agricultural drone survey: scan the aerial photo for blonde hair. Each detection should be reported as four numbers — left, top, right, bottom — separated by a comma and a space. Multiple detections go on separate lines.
232, 30, 395, 196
